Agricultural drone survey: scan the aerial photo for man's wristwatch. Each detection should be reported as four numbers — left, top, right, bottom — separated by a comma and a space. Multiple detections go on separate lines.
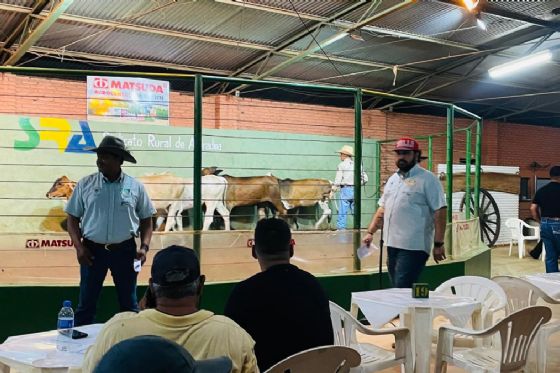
434, 241, 444, 248
140, 243, 149, 252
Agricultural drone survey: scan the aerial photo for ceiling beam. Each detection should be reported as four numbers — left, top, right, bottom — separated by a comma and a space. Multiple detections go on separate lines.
437, 0, 560, 29
3, 0, 75, 66
21, 46, 235, 75
214, 0, 325, 21
0, 0, 50, 63
0, 1, 550, 92
229, 0, 416, 92
491, 96, 560, 120
221, 0, 369, 79
373, 24, 557, 110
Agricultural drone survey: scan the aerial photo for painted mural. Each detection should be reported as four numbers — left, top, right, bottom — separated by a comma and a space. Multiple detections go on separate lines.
0, 114, 378, 247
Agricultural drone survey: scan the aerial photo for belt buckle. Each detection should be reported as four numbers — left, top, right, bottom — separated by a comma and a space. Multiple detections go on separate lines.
104, 243, 111, 250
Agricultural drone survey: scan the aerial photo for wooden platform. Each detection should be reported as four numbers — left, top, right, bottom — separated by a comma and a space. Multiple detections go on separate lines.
0, 230, 383, 285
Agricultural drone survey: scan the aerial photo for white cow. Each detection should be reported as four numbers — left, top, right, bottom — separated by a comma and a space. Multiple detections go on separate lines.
165, 175, 230, 231
138, 173, 190, 231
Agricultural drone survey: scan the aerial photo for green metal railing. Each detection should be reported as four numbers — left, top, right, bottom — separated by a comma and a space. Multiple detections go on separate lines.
0, 65, 483, 270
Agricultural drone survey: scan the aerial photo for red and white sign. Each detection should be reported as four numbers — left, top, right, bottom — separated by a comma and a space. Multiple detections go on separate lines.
87, 76, 170, 125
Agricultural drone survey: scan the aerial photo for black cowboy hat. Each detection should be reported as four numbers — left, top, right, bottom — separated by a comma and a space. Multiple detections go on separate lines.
86, 135, 137, 163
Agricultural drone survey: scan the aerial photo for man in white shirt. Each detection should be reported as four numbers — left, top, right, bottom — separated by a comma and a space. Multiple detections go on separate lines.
362, 138, 446, 287
334, 145, 367, 229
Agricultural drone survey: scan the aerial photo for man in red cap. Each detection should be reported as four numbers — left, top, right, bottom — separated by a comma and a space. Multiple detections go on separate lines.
362, 137, 447, 287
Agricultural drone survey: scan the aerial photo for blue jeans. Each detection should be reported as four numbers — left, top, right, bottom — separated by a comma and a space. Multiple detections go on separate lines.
387, 247, 429, 288
337, 186, 354, 229
75, 238, 139, 326
541, 219, 560, 273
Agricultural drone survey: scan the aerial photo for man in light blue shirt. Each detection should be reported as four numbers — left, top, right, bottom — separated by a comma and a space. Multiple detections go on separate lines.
66, 136, 155, 325
362, 137, 446, 288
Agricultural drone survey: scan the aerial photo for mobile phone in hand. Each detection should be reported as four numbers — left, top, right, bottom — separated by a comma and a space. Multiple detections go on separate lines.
71, 329, 88, 339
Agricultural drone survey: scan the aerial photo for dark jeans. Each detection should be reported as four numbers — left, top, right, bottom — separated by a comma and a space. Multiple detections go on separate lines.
387, 246, 429, 288
541, 219, 560, 273
75, 238, 139, 326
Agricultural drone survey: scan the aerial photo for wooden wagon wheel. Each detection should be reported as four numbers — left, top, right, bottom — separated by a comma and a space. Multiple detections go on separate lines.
460, 188, 501, 247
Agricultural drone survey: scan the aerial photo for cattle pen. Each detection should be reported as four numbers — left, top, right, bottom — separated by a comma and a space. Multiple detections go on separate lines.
0, 66, 487, 341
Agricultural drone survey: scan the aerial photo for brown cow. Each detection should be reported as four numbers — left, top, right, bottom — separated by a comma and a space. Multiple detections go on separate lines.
279, 178, 333, 229
46, 176, 76, 199
221, 175, 287, 217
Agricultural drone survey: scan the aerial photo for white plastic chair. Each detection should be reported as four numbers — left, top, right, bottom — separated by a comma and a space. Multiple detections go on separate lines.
329, 301, 412, 373
493, 275, 560, 373
505, 218, 540, 259
264, 345, 361, 373
435, 305, 551, 373
434, 275, 507, 330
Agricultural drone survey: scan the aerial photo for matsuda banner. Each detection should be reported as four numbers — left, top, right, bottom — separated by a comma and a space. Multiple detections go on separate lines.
87, 76, 170, 125
0, 114, 376, 246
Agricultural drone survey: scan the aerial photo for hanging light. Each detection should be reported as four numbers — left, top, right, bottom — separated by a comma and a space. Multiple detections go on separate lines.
463, 0, 479, 12
489, 50, 552, 79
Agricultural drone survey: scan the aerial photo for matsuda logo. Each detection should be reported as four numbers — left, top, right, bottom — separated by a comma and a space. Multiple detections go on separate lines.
25, 239, 73, 248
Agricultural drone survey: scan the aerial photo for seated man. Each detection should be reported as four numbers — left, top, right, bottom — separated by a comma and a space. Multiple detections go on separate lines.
224, 218, 334, 371
83, 245, 257, 373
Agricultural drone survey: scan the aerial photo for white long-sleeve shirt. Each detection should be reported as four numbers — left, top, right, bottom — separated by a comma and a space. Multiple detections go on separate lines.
334, 158, 368, 186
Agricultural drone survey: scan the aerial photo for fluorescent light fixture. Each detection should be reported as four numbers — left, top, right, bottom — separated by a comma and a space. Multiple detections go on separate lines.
321, 33, 347, 48
476, 15, 487, 30
463, 0, 479, 12
489, 50, 552, 79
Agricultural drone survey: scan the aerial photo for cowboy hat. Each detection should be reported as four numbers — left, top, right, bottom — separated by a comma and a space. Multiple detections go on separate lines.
336, 145, 354, 157
86, 135, 137, 163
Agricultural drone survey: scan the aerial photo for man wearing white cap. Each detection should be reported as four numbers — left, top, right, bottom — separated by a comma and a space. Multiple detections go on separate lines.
362, 137, 446, 287
334, 145, 367, 230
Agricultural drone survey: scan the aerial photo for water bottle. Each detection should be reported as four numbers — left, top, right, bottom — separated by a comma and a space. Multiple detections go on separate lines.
56, 300, 74, 351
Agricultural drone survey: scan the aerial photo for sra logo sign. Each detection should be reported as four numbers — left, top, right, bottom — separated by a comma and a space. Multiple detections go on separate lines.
14, 117, 96, 153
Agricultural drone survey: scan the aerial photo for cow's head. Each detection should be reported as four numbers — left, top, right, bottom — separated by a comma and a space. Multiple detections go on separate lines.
201, 167, 223, 176
46, 176, 76, 199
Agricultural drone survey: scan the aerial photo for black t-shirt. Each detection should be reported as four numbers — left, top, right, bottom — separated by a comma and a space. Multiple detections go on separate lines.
533, 182, 560, 218
224, 263, 334, 371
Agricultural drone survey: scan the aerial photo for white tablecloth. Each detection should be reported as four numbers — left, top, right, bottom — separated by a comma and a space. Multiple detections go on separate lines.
352, 288, 481, 373
0, 324, 102, 370
523, 273, 560, 299
352, 288, 479, 328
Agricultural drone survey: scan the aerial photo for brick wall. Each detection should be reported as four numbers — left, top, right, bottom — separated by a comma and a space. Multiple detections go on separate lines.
2, 72, 559, 218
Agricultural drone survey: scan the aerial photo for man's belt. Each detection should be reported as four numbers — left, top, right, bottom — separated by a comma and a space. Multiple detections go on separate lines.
83, 237, 135, 251
542, 217, 560, 221
340, 184, 353, 188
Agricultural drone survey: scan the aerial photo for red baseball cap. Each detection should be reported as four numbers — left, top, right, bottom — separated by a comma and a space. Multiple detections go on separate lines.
394, 137, 419, 151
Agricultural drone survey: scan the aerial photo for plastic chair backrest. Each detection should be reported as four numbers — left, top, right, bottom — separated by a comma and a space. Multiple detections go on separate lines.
329, 301, 358, 346
435, 275, 507, 327
505, 217, 521, 239
263, 345, 361, 373
493, 275, 558, 314
493, 306, 551, 371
